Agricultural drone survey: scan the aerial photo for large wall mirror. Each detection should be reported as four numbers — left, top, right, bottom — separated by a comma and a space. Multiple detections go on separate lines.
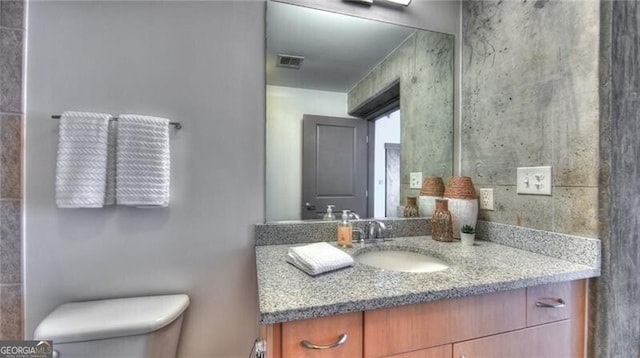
266, 1, 454, 222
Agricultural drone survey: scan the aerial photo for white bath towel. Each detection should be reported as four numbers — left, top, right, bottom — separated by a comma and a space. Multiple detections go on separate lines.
286, 242, 354, 276
104, 119, 117, 206
116, 114, 170, 207
55, 111, 112, 208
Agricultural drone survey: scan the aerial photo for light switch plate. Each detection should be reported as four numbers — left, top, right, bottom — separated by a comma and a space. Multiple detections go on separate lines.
517, 166, 552, 195
410, 172, 423, 189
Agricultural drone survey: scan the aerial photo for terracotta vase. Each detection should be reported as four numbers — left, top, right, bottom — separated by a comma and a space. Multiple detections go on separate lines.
443, 176, 478, 239
431, 199, 453, 242
403, 196, 419, 217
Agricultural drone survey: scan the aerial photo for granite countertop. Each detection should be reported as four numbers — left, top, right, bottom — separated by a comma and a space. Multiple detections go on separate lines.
256, 236, 600, 325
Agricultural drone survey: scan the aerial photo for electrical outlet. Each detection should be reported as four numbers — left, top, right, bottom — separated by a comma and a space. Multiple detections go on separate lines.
479, 188, 494, 210
517, 166, 552, 195
255, 340, 265, 358
410, 172, 423, 189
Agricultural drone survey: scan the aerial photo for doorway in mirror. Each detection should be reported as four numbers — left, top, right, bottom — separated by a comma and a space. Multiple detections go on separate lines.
373, 109, 401, 218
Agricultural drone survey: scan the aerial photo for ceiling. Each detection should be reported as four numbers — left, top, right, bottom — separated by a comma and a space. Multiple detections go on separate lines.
266, 2, 417, 93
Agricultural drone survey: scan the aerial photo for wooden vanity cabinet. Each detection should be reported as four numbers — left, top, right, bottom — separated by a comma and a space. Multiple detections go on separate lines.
364, 288, 526, 357
260, 280, 586, 358
526, 280, 576, 326
381, 345, 452, 358
452, 320, 571, 358
281, 311, 362, 357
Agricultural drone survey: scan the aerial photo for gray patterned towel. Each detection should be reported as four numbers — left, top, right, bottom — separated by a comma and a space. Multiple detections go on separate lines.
116, 114, 170, 207
55, 111, 111, 208
104, 120, 117, 205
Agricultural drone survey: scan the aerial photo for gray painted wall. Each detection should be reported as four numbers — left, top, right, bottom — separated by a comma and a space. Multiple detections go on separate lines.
25, 2, 264, 357
461, 0, 599, 238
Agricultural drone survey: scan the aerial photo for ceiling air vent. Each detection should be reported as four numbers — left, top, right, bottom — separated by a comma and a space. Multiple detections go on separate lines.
277, 54, 304, 70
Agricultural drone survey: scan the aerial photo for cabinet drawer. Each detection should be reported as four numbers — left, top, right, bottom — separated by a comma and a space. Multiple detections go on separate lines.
453, 320, 571, 358
382, 344, 452, 358
364, 289, 526, 358
526, 280, 583, 326
281, 311, 363, 358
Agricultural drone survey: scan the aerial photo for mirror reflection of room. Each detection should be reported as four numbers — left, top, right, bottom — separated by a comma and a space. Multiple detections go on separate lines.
266, 1, 453, 222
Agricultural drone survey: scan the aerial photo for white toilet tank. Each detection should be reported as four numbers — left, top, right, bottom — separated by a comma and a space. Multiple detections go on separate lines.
34, 294, 190, 358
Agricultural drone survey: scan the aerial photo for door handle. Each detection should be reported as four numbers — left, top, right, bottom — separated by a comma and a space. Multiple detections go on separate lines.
304, 202, 316, 211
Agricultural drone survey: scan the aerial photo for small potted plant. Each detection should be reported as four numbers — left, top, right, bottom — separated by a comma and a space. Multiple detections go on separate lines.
460, 224, 475, 246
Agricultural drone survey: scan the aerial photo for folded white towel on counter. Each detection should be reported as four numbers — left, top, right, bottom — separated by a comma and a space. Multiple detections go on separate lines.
116, 114, 171, 207
286, 242, 354, 276
55, 111, 112, 208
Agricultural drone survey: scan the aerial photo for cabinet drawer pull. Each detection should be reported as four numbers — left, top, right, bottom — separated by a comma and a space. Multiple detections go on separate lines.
535, 297, 565, 308
300, 333, 348, 350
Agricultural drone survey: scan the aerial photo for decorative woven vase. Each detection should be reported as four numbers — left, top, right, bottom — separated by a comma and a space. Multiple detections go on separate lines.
431, 199, 453, 242
443, 176, 478, 239
403, 196, 419, 217
418, 176, 445, 217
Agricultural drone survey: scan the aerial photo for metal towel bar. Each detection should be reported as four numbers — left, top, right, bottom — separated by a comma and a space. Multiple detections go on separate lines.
51, 115, 182, 130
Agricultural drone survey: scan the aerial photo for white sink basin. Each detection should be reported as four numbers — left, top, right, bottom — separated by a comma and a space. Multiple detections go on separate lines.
355, 249, 450, 273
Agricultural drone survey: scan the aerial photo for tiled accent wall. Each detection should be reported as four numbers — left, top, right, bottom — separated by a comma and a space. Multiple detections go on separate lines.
0, 0, 23, 340
461, 0, 599, 238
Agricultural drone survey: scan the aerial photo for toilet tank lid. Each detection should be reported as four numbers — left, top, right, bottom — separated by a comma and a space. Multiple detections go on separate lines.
33, 294, 190, 344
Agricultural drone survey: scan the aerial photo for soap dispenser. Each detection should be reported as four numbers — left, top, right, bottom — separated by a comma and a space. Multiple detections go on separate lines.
337, 210, 353, 248
323, 205, 336, 221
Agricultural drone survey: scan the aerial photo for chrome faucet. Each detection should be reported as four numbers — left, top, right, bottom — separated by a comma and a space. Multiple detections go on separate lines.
353, 220, 391, 244
367, 221, 387, 243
